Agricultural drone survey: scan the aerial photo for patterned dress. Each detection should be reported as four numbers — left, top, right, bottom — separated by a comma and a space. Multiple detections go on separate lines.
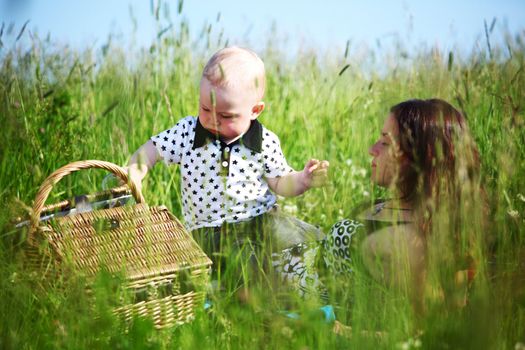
272, 202, 413, 301
271, 219, 363, 302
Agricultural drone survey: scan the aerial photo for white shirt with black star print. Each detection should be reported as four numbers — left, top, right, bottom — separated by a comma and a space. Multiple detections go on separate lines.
151, 116, 293, 231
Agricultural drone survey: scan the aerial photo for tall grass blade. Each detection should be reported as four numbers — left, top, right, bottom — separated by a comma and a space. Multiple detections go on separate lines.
157, 24, 173, 39
489, 17, 497, 33
338, 64, 350, 76
484, 19, 493, 59
101, 101, 120, 117
6, 22, 14, 35
15, 20, 29, 41
42, 89, 55, 99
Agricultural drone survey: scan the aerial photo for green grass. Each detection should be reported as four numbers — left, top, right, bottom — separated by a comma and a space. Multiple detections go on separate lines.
1, 5, 525, 349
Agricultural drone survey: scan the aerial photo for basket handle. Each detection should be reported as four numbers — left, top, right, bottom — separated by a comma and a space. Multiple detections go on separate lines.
30, 160, 145, 232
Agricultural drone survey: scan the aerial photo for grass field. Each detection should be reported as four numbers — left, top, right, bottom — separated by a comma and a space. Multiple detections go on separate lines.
1, 5, 524, 349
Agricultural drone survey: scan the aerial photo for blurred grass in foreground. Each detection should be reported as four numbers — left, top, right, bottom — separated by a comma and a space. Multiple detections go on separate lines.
0, 4, 524, 349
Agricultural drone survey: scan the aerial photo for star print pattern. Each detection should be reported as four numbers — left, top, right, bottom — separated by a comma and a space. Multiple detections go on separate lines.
151, 116, 293, 231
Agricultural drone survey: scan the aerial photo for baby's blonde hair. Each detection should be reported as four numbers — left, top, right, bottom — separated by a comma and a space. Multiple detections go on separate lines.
201, 46, 266, 100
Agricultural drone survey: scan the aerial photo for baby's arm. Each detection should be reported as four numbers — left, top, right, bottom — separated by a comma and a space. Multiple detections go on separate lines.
125, 140, 161, 192
266, 159, 329, 197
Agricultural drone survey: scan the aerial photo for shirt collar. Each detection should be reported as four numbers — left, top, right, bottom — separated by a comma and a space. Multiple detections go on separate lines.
193, 117, 262, 153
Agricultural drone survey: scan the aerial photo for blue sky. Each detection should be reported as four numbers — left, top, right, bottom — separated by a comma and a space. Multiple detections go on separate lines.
1, 0, 524, 54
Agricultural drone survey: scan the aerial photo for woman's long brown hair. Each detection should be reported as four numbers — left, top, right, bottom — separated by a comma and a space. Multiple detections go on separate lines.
391, 98, 480, 213
390, 99, 485, 285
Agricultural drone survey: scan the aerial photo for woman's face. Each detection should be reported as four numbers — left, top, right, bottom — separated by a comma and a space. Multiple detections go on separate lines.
368, 114, 404, 188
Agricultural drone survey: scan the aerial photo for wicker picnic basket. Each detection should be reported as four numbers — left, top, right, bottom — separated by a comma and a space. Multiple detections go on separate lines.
25, 160, 212, 329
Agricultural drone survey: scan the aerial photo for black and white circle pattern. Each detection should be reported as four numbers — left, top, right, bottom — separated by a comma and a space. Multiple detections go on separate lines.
322, 219, 364, 274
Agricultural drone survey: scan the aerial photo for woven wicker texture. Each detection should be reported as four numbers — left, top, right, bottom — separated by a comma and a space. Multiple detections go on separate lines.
30, 160, 144, 232
39, 185, 131, 216
114, 291, 205, 328
25, 160, 212, 329
40, 204, 210, 280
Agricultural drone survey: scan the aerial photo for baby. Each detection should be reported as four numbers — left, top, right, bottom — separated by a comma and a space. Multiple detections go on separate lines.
127, 47, 328, 284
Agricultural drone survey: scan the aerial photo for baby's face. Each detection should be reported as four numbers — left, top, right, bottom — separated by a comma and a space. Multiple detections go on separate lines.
199, 78, 261, 141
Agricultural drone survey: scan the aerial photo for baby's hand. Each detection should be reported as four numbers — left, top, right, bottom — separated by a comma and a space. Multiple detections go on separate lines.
302, 159, 330, 189
108, 165, 145, 195
125, 165, 147, 194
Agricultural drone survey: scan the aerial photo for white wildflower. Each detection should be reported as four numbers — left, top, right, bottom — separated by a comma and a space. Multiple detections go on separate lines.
508, 209, 520, 219
283, 204, 298, 215
281, 326, 294, 338
396, 341, 410, 350
518, 194, 525, 203
363, 190, 370, 197
305, 201, 315, 209
396, 337, 422, 349
345, 159, 353, 166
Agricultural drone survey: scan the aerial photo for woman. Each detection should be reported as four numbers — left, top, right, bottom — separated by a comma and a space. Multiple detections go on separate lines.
325, 98, 482, 311
276, 98, 483, 314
